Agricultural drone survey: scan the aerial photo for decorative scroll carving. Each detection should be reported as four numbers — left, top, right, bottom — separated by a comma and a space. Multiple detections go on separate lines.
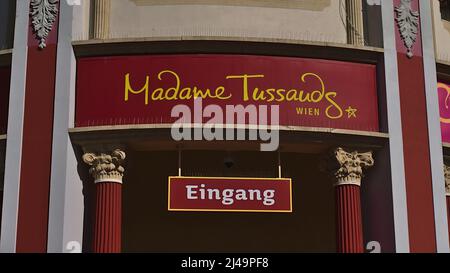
334, 148, 374, 187
394, 0, 419, 58
30, 0, 59, 49
444, 165, 450, 195
82, 149, 126, 183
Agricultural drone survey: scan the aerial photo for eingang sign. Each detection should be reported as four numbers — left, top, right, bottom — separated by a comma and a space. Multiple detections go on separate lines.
75, 54, 379, 132
168, 177, 292, 213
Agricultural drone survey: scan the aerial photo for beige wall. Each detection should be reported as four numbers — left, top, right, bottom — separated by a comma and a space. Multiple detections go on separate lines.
433, 0, 450, 63
73, 0, 347, 44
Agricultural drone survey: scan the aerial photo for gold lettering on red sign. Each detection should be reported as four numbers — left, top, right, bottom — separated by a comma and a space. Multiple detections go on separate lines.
124, 70, 347, 120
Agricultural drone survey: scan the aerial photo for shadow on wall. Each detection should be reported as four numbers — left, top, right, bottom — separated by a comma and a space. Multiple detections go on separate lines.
130, 0, 331, 11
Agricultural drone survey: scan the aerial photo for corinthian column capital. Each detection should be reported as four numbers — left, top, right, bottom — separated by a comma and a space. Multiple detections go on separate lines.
444, 165, 450, 196
82, 149, 126, 184
333, 147, 374, 187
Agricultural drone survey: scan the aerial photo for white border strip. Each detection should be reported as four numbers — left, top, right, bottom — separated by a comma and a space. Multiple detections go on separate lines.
420, 0, 450, 253
381, 0, 410, 253
47, 1, 84, 253
0, 1, 29, 253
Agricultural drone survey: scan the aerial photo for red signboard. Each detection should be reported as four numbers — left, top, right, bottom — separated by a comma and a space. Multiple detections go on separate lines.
76, 54, 379, 131
439, 82, 450, 143
168, 177, 292, 213
0, 66, 10, 135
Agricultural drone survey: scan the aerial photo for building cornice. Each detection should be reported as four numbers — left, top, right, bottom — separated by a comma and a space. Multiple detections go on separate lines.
72, 38, 384, 64
73, 36, 384, 53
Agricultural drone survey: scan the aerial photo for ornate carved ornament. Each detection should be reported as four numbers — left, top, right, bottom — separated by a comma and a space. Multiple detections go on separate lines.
444, 165, 450, 195
334, 148, 374, 187
82, 149, 126, 184
395, 0, 420, 58
30, 0, 59, 49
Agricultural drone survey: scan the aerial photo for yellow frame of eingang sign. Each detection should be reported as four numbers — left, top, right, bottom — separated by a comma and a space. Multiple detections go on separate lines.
167, 176, 293, 213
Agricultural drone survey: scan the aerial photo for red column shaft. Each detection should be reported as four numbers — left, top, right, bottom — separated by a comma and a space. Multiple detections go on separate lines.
336, 184, 364, 253
93, 182, 122, 253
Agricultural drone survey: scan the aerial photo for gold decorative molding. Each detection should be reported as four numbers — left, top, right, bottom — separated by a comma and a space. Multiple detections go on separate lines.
130, 0, 331, 11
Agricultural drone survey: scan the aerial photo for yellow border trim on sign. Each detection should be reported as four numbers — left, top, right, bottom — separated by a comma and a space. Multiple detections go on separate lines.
167, 176, 293, 213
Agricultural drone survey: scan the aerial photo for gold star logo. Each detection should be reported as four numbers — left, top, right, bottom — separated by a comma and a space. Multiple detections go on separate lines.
345, 106, 357, 118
